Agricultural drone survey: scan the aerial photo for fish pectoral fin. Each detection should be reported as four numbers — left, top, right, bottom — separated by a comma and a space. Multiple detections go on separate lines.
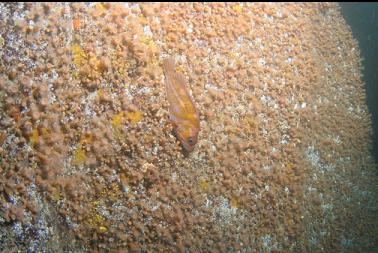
169, 114, 180, 127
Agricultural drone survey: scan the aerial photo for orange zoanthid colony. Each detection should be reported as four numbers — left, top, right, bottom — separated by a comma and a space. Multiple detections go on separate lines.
0, 2, 377, 252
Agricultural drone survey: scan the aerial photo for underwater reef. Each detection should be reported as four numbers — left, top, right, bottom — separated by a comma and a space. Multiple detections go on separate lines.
0, 2, 377, 253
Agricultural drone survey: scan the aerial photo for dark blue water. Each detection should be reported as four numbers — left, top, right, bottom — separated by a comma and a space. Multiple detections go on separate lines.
340, 3, 378, 167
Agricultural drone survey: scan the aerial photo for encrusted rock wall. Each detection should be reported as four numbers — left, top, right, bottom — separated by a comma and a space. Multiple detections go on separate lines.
0, 2, 377, 252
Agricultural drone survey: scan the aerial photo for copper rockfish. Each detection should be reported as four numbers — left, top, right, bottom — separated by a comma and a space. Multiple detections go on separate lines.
162, 58, 200, 152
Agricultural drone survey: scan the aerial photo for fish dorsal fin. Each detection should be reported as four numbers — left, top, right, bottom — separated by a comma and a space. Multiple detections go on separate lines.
162, 58, 175, 75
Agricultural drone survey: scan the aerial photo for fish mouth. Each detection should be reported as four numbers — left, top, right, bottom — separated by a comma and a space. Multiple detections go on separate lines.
180, 139, 195, 152
172, 129, 196, 152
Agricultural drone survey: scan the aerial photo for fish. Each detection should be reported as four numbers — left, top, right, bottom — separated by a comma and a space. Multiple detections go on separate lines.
162, 57, 200, 152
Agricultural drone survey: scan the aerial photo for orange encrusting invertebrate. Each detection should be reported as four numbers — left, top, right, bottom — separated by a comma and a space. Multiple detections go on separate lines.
162, 58, 200, 152
73, 18, 81, 29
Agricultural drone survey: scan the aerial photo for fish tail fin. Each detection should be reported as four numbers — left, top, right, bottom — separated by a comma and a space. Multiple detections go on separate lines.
163, 58, 175, 74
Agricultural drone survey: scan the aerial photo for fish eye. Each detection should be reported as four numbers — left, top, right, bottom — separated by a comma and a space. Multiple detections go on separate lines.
188, 137, 193, 144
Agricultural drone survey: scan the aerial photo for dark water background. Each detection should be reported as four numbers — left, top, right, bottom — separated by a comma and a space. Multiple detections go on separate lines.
340, 3, 378, 166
